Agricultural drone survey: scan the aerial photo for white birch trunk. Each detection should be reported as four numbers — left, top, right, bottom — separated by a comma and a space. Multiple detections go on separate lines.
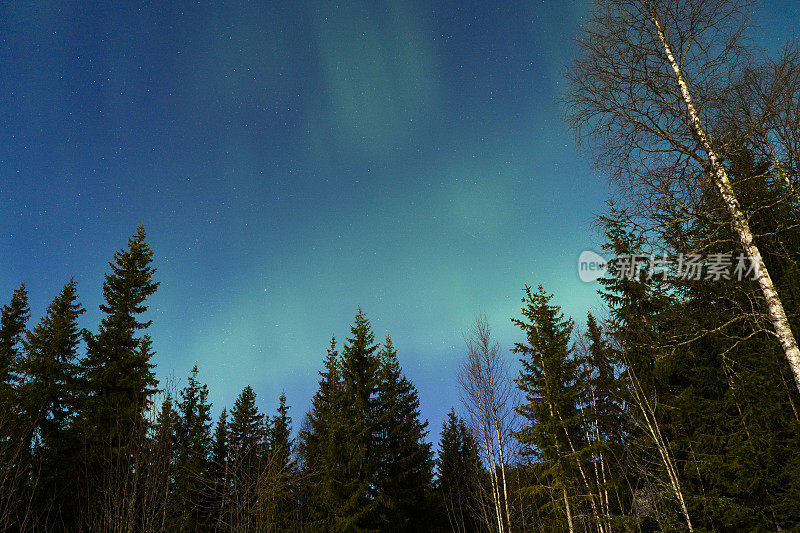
478, 391, 505, 533
622, 350, 694, 532
557, 406, 604, 533
653, 16, 800, 394
486, 362, 512, 530
563, 486, 575, 533
765, 143, 800, 208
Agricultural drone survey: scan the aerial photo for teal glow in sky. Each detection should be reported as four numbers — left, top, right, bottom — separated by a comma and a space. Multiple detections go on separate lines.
3, 1, 798, 438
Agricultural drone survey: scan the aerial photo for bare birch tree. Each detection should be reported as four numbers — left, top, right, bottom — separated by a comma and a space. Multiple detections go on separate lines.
0, 409, 39, 532
566, 0, 800, 392
458, 314, 516, 533
614, 340, 694, 532
722, 43, 800, 207
77, 392, 176, 533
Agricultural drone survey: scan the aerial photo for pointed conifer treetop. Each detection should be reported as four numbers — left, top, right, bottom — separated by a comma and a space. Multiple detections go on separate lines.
228, 385, 264, 461
78, 226, 161, 444
511, 285, 580, 456
0, 283, 30, 386
210, 407, 229, 476
270, 391, 293, 465
20, 279, 84, 435
341, 306, 380, 406
99, 224, 159, 330
177, 364, 213, 457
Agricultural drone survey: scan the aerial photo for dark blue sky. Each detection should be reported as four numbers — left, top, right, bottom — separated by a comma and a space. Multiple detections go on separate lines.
2, 1, 797, 440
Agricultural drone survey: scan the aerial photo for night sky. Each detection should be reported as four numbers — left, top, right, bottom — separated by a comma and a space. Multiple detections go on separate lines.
3, 1, 798, 440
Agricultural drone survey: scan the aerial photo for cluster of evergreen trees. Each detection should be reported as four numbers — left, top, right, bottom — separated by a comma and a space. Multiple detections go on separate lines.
7, 0, 800, 530
3, 149, 800, 533
0, 227, 443, 531
488, 154, 800, 531
3, 186, 798, 532
431, 146, 800, 531
298, 314, 435, 530
7, 0, 800, 531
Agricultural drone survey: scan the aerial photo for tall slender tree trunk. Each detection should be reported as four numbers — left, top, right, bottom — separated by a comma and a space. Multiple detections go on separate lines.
543, 392, 579, 532
779, 372, 800, 422
538, 348, 603, 533
599, 451, 612, 532
462, 317, 514, 533
563, 487, 575, 533
765, 144, 800, 208
583, 402, 611, 533
478, 392, 504, 533
557, 406, 604, 533
653, 15, 800, 394
531, 321, 583, 532
588, 384, 613, 532
621, 350, 694, 532
479, 487, 493, 533
487, 365, 512, 530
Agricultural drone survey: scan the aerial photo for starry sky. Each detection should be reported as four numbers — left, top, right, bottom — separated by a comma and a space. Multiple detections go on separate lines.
2, 1, 798, 441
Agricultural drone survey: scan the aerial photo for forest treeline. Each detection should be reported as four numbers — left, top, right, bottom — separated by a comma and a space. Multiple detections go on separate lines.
2, 192, 800, 532
5, 0, 800, 530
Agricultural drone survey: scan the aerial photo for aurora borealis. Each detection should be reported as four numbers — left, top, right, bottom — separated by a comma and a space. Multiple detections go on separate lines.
3, 0, 798, 438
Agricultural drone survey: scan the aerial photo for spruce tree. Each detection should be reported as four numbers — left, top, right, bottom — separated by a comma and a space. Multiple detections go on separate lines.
581, 313, 629, 530
512, 285, 583, 532
268, 392, 292, 474
337, 307, 382, 530
301, 312, 435, 531
154, 394, 178, 459
228, 385, 264, 528
437, 409, 483, 533
265, 391, 296, 529
0, 284, 31, 529
228, 385, 263, 469
299, 336, 345, 528
640, 149, 800, 530
20, 279, 84, 445
208, 408, 229, 530
586, 148, 800, 530
374, 335, 434, 531
211, 408, 228, 476
78, 225, 160, 452
18, 280, 84, 527
0, 283, 29, 405
583, 313, 621, 443
174, 365, 213, 531
153, 394, 179, 526
596, 203, 682, 530
597, 203, 669, 388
